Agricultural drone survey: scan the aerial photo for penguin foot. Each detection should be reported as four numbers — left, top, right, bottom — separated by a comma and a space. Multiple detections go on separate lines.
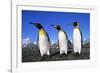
75, 52, 80, 56
40, 56, 45, 61
40, 55, 51, 61
59, 54, 63, 58
60, 53, 66, 57
51, 52, 60, 56
67, 51, 72, 56
46, 55, 51, 59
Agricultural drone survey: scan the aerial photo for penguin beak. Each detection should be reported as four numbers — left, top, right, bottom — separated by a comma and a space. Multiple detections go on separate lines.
30, 22, 43, 29
51, 24, 60, 31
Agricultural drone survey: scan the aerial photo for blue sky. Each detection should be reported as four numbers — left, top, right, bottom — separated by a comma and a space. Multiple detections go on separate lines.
22, 10, 90, 43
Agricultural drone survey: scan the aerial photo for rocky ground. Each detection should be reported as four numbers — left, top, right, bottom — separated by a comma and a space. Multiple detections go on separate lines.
22, 47, 90, 62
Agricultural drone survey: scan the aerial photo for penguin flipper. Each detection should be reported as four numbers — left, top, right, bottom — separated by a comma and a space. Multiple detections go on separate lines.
64, 31, 68, 40
37, 34, 41, 55
80, 29, 83, 48
78, 28, 83, 48
57, 40, 60, 49
46, 32, 51, 48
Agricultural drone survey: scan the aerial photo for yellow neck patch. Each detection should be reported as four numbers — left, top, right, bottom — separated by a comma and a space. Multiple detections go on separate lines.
74, 28, 79, 31
39, 29, 46, 36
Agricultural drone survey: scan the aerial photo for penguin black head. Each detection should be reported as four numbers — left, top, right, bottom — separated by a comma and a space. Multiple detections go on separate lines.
51, 24, 61, 31
30, 22, 43, 29
73, 22, 79, 28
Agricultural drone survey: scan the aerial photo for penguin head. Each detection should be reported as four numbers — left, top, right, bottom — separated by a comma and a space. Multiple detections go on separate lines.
30, 22, 46, 35
30, 22, 43, 30
51, 24, 61, 31
73, 22, 79, 28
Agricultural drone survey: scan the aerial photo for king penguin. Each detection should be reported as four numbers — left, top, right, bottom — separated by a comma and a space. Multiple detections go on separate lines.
51, 25, 68, 55
30, 22, 50, 57
73, 22, 82, 55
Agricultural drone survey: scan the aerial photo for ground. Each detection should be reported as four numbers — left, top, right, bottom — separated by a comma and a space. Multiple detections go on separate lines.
22, 48, 90, 62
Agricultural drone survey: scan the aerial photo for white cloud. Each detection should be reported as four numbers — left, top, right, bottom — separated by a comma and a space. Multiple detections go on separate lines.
33, 42, 37, 45
22, 37, 32, 48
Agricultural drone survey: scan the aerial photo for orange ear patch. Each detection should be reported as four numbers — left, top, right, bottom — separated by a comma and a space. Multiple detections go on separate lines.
39, 29, 46, 36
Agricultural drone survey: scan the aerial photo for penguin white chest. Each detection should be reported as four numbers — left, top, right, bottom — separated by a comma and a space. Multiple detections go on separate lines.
58, 31, 68, 54
39, 34, 50, 55
73, 28, 81, 53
